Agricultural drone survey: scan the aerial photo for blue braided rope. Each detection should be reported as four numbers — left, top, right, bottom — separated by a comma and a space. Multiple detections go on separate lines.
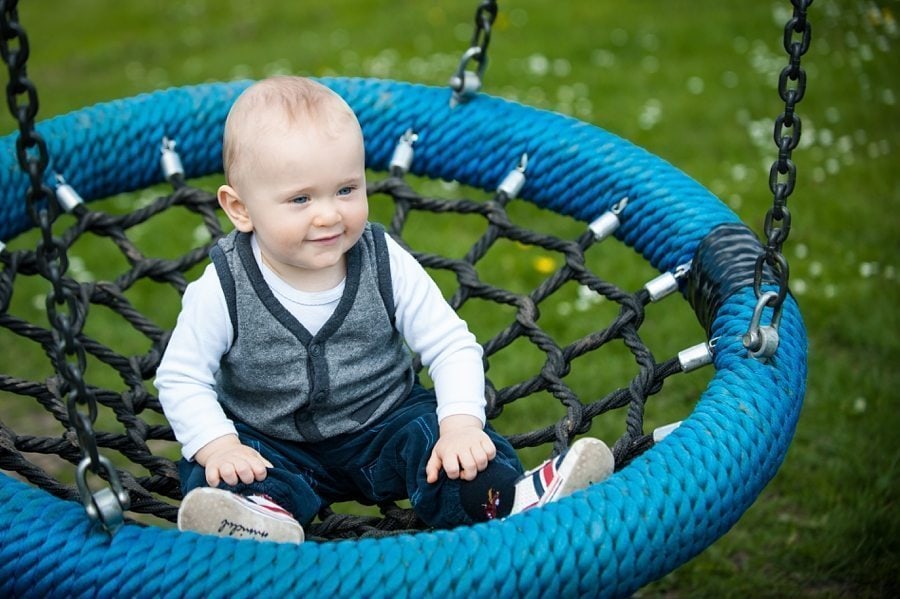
0, 78, 806, 598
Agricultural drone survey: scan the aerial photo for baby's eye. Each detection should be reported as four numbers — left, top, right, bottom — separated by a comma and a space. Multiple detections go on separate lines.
290, 195, 310, 204
337, 186, 355, 196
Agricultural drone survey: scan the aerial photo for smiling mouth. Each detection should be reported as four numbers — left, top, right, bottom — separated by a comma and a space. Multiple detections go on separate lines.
310, 233, 342, 243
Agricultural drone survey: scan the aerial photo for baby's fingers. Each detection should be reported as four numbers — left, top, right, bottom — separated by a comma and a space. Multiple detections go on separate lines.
217, 462, 239, 486
442, 452, 463, 480
234, 458, 260, 485
469, 446, 491, 472
458, 451, 480, 481
481, 437, 497, 461
250, 456, 271, 482
426, 451, 444, 483
205, 464, 222, 487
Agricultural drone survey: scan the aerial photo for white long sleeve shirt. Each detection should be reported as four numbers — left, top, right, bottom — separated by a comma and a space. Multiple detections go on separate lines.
155, 232, 485, 460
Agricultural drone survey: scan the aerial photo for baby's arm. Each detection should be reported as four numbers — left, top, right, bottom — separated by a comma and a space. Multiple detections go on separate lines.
385, 235, 494, 482
426, 414, 497, 483
156, 264, 255, 479
193, 434, 273, 487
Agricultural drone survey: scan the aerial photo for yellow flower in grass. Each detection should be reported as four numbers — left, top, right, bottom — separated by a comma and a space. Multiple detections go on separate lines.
533, 256, 557, 274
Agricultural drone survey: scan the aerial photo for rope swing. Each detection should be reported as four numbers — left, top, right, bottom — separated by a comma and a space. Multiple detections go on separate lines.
0, 1, 811, 596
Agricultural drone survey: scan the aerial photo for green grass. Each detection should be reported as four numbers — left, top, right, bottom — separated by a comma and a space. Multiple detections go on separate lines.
1, 0, 898, 596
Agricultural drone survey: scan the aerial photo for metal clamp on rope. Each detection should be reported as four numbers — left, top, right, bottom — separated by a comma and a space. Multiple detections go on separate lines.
645, 262, 691, 302
389, 129, 418, 176
75, 454, 131, 534
449, 46, 486, 108
160, 136, 184, 182
588, 197, 628, 241
54, 175, 84, 213
743, 291, 782, 360
678, 339, 715, 372
652, 421, 683, 442
497, 154, 528, 198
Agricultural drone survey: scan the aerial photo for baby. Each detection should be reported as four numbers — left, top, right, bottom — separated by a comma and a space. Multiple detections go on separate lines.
155, 76, 613, 543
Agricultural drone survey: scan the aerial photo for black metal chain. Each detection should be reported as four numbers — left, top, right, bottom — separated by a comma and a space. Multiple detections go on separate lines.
752, 0, 813, 328
0, 0, 128, 533
449, 0, 498, 105
469, 0, 497, 64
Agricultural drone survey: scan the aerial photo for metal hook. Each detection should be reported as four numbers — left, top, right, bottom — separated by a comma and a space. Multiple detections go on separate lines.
611, 196, 629, 215
75, 454, 131, 535
449, 46, 486, 107
742, 291, 782, 359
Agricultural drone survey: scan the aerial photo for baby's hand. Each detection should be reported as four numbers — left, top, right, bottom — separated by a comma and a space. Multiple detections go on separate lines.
194, 434, 273, 487
426, 414, 497, 483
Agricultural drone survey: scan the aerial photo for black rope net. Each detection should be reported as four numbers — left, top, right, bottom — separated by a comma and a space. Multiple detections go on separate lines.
0, 163, 703, 540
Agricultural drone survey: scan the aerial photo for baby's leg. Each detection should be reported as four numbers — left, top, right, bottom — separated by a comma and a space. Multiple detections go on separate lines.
178, 423, 328, 527
360, 386, 614, 526
356, 384, 525, 527
454, 428, 526, 521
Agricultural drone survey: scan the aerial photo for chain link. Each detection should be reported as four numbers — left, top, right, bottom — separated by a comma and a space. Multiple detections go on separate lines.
0, 0, 128, 533
750, 0, 813, 346
469, 0, 498, 59
449, 0, 498, 106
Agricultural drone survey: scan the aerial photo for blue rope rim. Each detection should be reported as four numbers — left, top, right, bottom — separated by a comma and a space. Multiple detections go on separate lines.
0, 78, 807, 598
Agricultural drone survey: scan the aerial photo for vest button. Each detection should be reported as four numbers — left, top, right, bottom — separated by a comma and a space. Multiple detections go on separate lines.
310, 344, 321, 356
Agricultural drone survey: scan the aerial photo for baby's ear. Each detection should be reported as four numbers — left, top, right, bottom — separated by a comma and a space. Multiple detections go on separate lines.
217, 185, 253, 232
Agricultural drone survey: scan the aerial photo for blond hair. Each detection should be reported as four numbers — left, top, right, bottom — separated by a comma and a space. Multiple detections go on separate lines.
222, 76, 359, 188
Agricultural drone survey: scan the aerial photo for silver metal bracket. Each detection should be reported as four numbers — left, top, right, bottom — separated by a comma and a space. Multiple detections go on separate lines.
389, 129, 418, 176
54, 174, 84, 213
645, 262, 691, 302
588, 197, 628, 241
652, 421, 683, 442
160, 136, 185, 181
678, 340, 714, 372
497, 154, 528, 198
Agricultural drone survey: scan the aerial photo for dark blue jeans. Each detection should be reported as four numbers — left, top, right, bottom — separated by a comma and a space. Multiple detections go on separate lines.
179, 384, 523, 528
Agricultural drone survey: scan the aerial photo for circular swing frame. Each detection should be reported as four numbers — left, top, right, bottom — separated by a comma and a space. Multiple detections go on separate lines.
0, 78, 806, 598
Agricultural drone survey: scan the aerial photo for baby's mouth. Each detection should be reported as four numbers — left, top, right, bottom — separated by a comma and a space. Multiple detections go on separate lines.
309, 232, 342, 243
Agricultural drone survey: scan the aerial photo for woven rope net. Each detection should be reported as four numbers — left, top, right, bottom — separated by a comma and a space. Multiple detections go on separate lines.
0, 158, 695, 538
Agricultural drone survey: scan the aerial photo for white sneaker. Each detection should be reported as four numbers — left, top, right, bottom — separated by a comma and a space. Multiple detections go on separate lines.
511, 437, 615, 514
178, 488, 304, 543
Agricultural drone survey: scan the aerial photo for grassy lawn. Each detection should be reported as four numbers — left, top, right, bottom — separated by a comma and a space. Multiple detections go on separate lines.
1, 0, 897, 596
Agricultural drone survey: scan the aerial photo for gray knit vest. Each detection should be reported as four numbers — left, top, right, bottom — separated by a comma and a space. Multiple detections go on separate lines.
209, 224, 414, 442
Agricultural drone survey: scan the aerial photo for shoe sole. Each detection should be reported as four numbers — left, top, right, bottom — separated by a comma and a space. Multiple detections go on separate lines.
178, 488, 304, 544
538, 438, 615, 506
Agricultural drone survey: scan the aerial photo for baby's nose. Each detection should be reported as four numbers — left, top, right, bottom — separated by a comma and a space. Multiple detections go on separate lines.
313, 200, 342, 226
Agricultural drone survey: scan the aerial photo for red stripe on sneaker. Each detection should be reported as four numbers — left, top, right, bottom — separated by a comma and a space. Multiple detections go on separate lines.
246, 495, 294, 518
540, 461, 556, 488
262, 505, 292, 517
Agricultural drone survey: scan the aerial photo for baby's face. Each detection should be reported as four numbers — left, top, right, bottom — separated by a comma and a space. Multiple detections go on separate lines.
233, 115, 368, 291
